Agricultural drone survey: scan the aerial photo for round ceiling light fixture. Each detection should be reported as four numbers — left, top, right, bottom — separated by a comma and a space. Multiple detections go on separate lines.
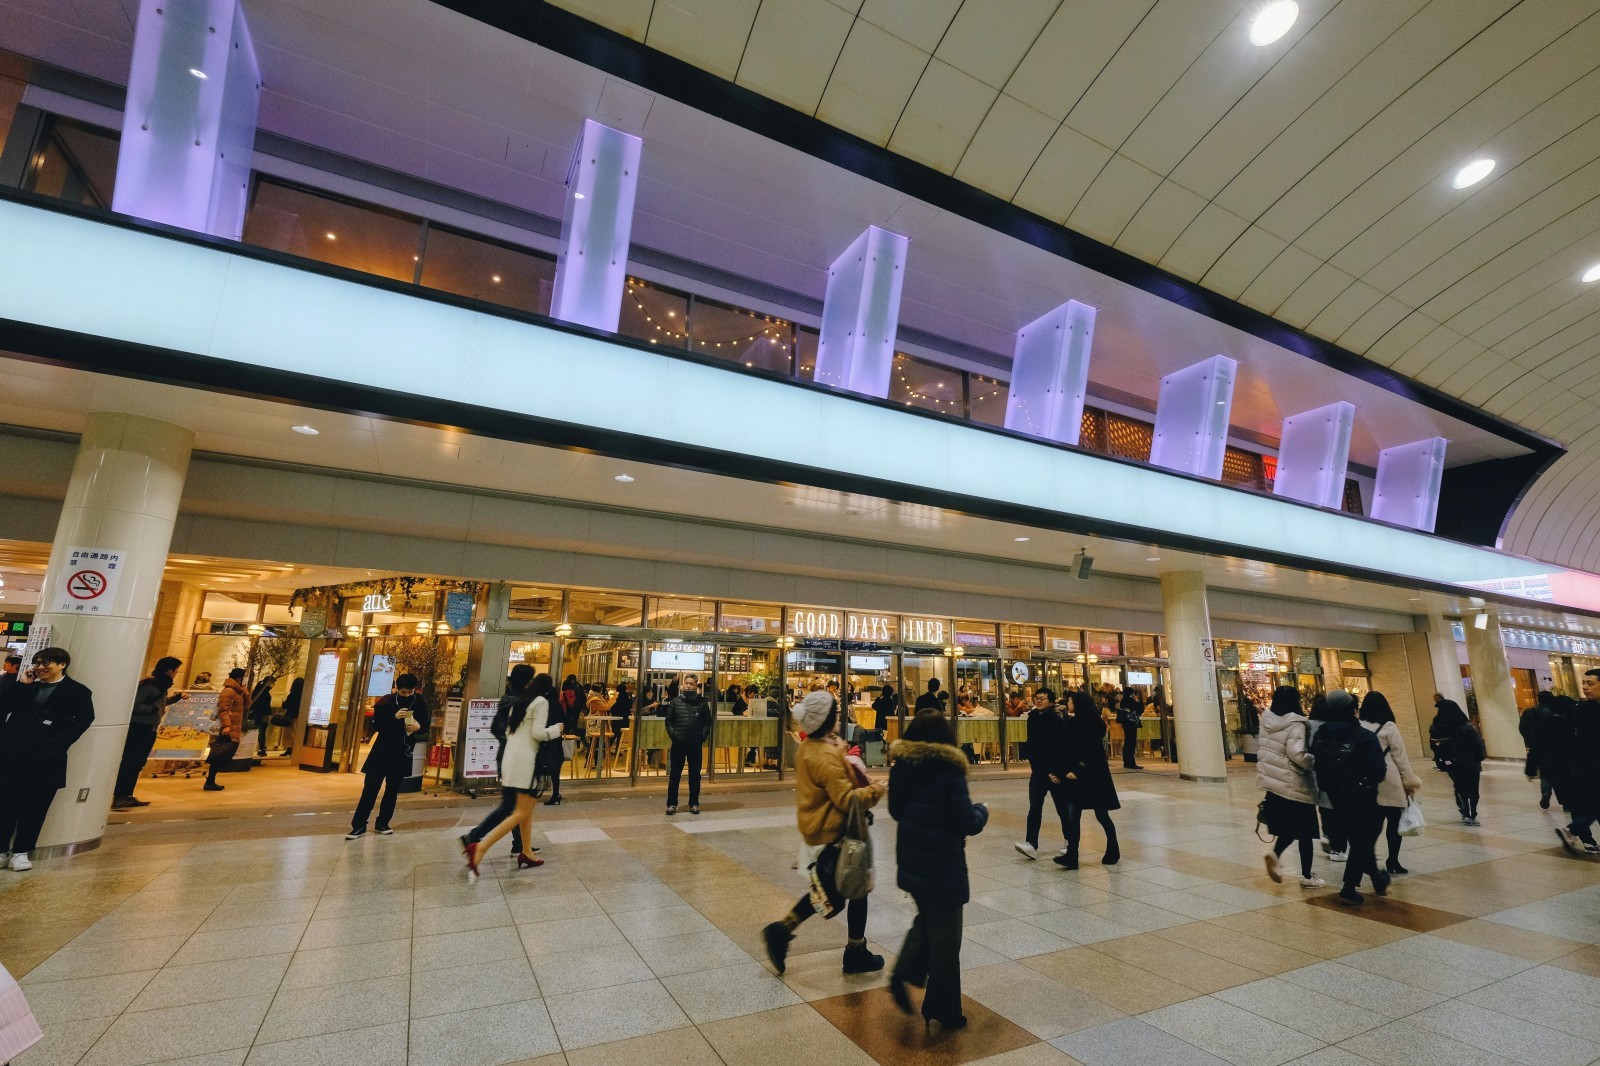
188, 68, 207, 79
1013, 536, 1030, 543
1582, 263, 1600, 284
291, 424, 319, 435
1452, 158, 1495, 189
613, 474, 635, 483
1249, 1, 1298, 46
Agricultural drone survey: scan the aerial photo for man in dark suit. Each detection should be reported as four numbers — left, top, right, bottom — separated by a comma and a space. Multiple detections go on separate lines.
0, 646, 96, 871
346, 672, 429, 840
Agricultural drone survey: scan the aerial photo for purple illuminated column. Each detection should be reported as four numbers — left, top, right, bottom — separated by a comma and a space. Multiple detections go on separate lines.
113, 0, 260, 239
1371, 437, 1448, 531
1273, 401, 1355, 509
814, 226, 908, 399
1150, 355, 1237, 480
1004, 299, 1095, 444
550, 120, 642, 333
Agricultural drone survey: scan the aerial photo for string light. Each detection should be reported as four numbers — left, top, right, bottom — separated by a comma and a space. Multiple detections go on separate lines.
626, 279, 790, 349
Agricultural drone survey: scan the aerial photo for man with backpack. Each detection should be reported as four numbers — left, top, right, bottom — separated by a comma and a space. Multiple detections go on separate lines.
1308, 689, 1390, 905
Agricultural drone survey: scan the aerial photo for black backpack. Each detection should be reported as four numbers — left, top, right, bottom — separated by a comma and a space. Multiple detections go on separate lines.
1311, 726, 1380, 794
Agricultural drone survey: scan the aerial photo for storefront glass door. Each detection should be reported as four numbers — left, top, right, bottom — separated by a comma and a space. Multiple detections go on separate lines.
955, 657, 1001, 764
712, 646, 782, 774
559, 637, 638, 781
635, 641, 714, 780
900, 653, 951, 717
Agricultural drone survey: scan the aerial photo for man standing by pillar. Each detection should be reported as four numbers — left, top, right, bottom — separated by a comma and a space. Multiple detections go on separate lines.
0, 648, 96, 871
113, 656, 183, 810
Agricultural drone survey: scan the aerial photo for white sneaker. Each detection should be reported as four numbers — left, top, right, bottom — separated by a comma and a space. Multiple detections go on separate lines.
1299, 875, 1327, 889
1014, 842, 1038, 860
1329, 850, 1348, 862
1264, 852, 1283, 883
9, 852, 32, 871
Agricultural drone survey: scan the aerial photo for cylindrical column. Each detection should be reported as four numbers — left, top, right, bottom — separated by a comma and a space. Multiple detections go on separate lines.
1462, 606, 1522, 759
33, 413, 194, 856
1160, 571, 1227, 782
1421, 612, 1469, 712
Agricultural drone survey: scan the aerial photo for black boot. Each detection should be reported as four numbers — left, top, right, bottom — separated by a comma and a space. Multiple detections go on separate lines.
762, 922, 793, 974
1053, 850, 1079, 870
1102, 839, 1120, 866
842, 940, 884, 974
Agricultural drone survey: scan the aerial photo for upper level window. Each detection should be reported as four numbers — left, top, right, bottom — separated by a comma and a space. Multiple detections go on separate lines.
243, 178, 420, 282
420, 226, 554, 314
20, 115, 117, 208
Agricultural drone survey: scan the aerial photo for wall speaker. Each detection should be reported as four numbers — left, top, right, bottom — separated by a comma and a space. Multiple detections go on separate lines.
1072, 550, 1094, 580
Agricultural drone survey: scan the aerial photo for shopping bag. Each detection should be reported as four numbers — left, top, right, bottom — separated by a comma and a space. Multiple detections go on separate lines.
1398, 797, 1426, 837
0, 962, 43, 1062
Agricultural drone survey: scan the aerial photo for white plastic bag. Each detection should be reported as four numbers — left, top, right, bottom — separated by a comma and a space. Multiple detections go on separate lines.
1398, 797, 1426, 837
0, 962, 43, 1062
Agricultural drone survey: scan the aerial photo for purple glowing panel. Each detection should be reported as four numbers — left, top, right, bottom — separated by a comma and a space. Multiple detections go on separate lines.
113, 0, 259, 240
1372, 437, 1448, 532
1274, 401, 1355, 510
814, 226, 907, 399
1151, 355, 1237, 480
550, 120, 641, 333
1004, 299, 1095, 445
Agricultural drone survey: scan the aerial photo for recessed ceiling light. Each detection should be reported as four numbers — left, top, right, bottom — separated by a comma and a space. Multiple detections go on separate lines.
1146, 556, 1160, 562
1582, 263, 1600, 284
491, 275, 502, 283
574, 192, 585, 199
1249, 1, 1298, 45
324, 232, 337, 240
188, 67, 207, 79
291, 424, 319, 436
614, 474, 635, 483
1014, 536, 1030, 543
1452, 158, 1495, 189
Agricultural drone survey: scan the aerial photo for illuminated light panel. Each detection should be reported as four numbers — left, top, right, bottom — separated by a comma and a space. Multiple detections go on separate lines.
1452, 158, 1495, 188
1250, 1, 1298, 45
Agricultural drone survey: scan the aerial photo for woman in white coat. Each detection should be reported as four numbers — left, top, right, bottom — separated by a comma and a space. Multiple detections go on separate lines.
1359, 691, 1422, 875
464, 672, 563, 877
1257, 686, 1324, 888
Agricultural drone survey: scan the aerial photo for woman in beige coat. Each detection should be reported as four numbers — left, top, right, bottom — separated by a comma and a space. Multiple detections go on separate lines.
1360, 691, 1422, 874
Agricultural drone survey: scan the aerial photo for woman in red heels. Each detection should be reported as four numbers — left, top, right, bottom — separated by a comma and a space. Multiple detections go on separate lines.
464, 673, 563, 877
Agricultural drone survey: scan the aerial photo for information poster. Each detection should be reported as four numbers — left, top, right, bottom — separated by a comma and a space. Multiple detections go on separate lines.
151, 689, 219, 760
307, 651, 341, 726
54, 547, 126, 614
366, 654, 397, 697
442, 697, 462, 741
462, 697, 501, 778
21, 622, 51, 667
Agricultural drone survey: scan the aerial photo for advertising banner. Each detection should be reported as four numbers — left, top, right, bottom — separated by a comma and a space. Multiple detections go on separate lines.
462, 698, 501, 779
151, 689, 220, 760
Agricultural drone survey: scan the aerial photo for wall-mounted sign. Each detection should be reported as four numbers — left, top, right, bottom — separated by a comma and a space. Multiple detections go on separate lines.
901, 616, 948, 645
54, 546, 126, 615
722, 653, 752, 673
849, 655, 890, 671
362, 593, 392, 613
1221, 644, 1241, 669
1294, 648, 1320, 674
1126, 670, 1155, 686
367, 654, 397, 697
650, 649, 706, 671
1009, 660, 1031, 685
299, 607, 327, 638
443, 590, 475, 630
1249, 643, 1281, 663
786, 610, 898, 642
954, 630, 998, 648
1048, 637, 1080, 653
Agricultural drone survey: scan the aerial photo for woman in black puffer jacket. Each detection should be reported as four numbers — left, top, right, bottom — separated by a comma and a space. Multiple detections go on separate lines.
886, 712, 989, 1032
1062, 691, 1122, 868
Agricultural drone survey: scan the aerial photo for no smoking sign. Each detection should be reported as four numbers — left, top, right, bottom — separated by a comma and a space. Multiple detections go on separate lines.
53, 546, 127, 615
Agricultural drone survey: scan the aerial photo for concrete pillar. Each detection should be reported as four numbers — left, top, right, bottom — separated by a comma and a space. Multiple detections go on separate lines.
33, 413, 193, 856
113, 0, 260, 239
1462, 606, 1521, 759
1420, 613, 1468, 713
1370, 632, 1427, 757
142, 580, 204, 681
1160, 571, 1227, 782
549, 119, 641, 333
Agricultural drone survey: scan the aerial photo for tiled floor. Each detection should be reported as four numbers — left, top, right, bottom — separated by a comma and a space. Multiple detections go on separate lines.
3, 760, 1599, 1065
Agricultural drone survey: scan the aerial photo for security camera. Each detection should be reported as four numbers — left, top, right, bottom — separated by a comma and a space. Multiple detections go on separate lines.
1072, 549, 1094, 580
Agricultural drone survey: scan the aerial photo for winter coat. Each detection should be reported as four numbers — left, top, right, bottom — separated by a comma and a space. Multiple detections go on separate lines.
0, 675, 96, 790
888, 739, 989, 907
1520, 703, 1558, 760
1064, 713, 1120, 811
1552, 700, 1600, 814
1256, 710, 1317, 805
215, 678, 248, 742
1362, 720, 1422, 809
1026, 706, 1070, 778
500, 695, 563, 790
130, 675, 176, 729
663, 691, 712, 745
362, 693, 429, 777
1308, 718, 1386, 801
793, 734, 882, 845
1436, 721, 1486, 768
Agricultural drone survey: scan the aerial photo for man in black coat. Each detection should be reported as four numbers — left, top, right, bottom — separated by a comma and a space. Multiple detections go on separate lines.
346, 673, 429, 840
1519, 691, 1559, 810
0, 646, 96, 871
663, 673, 712, 816
1309, 689, 1389, 905
1556, 670, 1600, 856
1014, 687, 1071, 861
113, 656, 184, 810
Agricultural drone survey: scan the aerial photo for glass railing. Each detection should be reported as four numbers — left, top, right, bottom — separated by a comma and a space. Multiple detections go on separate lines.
5, 112, 1363, 516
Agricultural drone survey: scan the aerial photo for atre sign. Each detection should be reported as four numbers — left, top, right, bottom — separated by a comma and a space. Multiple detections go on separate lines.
362, 593, 392, 613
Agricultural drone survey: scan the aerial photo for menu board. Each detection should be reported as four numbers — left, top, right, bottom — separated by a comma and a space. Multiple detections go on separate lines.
462, 697, 501, 778
649, 649, 706, 671
307, 651, 341, 726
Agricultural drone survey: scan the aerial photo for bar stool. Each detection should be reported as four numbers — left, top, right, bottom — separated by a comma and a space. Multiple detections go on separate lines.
610, 727, 633, 776
583, 718, 608, 772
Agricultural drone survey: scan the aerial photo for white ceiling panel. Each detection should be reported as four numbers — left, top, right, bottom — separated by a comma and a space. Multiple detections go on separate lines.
643, 0, 760, 81
886, 58, 996, 172
1199, 224, 1288, 300
1113, 179, 1209, 265
735, 0, 853, 114
1003, 0, 1152, 124
1156, 202, 1250, 283
1011, 122, 1113, 224
1066, 154, 1161, 245
814, 18, 927, 144
933, 0, 1056, 90
951, 93, 1057, 200
858, 0, 960, 53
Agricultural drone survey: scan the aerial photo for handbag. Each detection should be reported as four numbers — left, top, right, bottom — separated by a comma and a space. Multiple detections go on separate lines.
1397, 797, 1426, 836
207, 736, 239, 766
832, 795, 875, 900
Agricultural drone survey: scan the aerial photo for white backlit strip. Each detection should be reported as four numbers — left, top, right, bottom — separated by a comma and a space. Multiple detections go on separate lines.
0, 200, 1574, 605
